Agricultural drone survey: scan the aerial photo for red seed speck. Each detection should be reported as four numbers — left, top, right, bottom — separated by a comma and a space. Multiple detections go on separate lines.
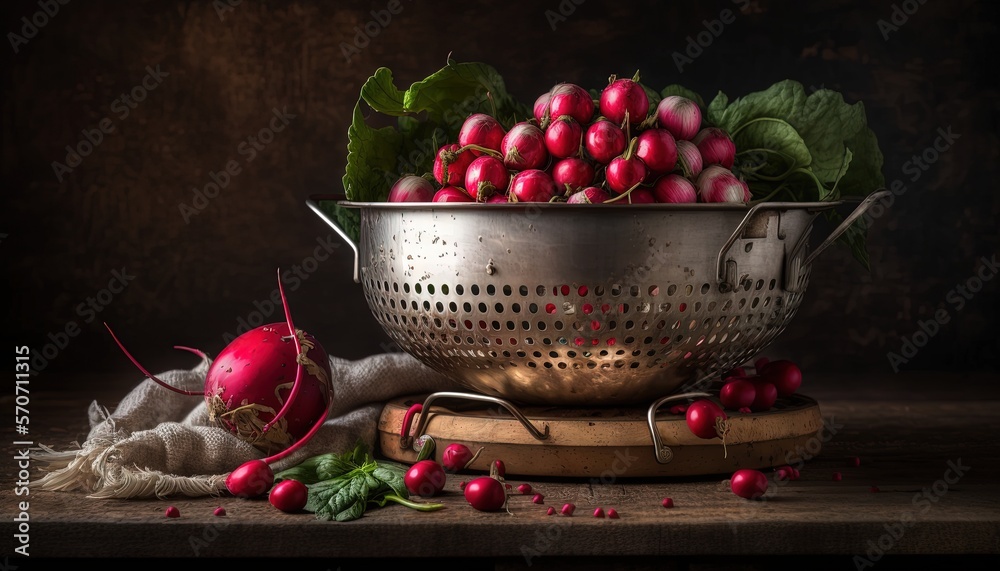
505, 483, 513, 491
833, 472, 843, 481
165, 506, 180, 518
661, 497, 674, 508
518, 483, 532, 495
849, 456, 861, 467
561, 503, 576, 516
669, 404, 688, 415
738, 407, 752, 414
213, 506, 226, 516
460, 481, 467, 491
775, 467, 791, 481
546, 507, 556, 515
593, 507, 605, 518
532, 493, 544, 504
607, 508, 619, 519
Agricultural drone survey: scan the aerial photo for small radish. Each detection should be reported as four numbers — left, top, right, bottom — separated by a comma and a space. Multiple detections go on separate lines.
723, 367, 746, 380
669, 404, 688, 415
460, 481, 468, 491
508, 169, 556, 203
849, 456, 862, 467
661, 497, 674, 508
693, 127, 736, 169
546, 506, 556, 515
697, 165, 747, 203
433, 143, 475, 186
551, 157, 595, 195
754, 356, 770, 371
605, 138, 647, 195
464, 155, 510, 201
225, 459, 275, 498
833, 472, 843, 481
674, 139, 703, 178
405, 459, 447, 497
652, 174, 697, 203
464, 476, 507, 512
532, 493, 544, 504
607, 508, 619, 519
593, 507, 605, 518
566, 186, 610, 204
501, 122, 548, 170
720, 378, 757, 410
269, 479, 308, 513
458, 113, 506, 156
432, 186, 475, 202
634, 128, 677, 174
618, 187, 655, 204
870, 486, 881, 493
441, 442, 483, 473
547, 82, 595, 125
492, 460, 506, 478
600, 73, 649, 126
561, 503, 576, 516
750, 380, 778, 411
730, 469, 769, 499
759, 359, 803, 397
213, 506, 227, 516
533, 92, 551, 124
165, 506, 180, 518
517, 483, 532, 495
544, 115, 583, 159
388, 175, 436, 202
685, 399, 728, 440
584, 119, 626, 164
739, 406, 752, 414
656, 95, 702, 141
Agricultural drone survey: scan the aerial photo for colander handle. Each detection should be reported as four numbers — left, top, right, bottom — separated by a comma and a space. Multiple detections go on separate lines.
647, 392, 713, 464
399, 391, 550, 450
306, 196, 360, 283
796, 188, 893, 268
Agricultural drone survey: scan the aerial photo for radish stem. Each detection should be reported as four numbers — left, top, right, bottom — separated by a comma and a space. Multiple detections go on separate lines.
262, 268, 306, 434
383, 494, 445, 512
104, 323, 204, 396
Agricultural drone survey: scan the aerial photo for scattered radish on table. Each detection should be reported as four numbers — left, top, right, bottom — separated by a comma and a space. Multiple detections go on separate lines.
441, 442, 483, 473
269, 479, 309, 513
165, 506, 180, 518
730, 469, 769, 499
404, 460, 447, 497
464, 476, 507, 512
759, 359, 803, 397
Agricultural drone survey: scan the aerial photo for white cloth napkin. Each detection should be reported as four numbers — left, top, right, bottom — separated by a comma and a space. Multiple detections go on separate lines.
32, 352, 462, 498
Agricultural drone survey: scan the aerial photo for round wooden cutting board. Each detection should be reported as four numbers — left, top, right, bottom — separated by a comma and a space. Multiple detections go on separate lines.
377, 393, 825, 478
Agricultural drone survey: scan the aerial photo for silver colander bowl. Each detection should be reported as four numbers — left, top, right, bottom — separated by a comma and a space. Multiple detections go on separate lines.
308, 190, 888, 406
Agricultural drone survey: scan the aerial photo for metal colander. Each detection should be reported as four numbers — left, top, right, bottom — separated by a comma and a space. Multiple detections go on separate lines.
308, 190, 887, 406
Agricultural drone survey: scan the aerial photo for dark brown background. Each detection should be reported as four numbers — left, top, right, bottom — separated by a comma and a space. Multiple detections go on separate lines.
3, 0, 998, 386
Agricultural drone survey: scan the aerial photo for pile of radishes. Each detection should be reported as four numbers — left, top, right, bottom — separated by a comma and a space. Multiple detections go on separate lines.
387, 72, 748, 205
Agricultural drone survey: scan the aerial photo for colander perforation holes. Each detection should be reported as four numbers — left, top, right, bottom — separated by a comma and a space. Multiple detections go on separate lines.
415, 283, 422, 294
769, 279, 777, 290
611, 284, 623, 297
502, 285, 512, 296
506, 321, 515, 330
529, 303, 538, 314
403, 283, 410, 293
595, 285, 605, 296
478, 302, 488, 313
423, 301, 431, 311
755, 279, 765, 290
701, 283, 710, 294
519, 285, 529, 296
393, 282, 399, 292
522, 320, 531, 331
648, 285, 659, 296
471, 284, 480, 295
456, 284, 465, 295
536, 285, 545, 295
667, 284, 677, 296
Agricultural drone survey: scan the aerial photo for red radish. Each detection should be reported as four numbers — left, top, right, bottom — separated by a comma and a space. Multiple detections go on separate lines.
388, 175, 435, 203
441, 443, 482, 473
607, 508, 619, 519
533, 92, 551, 124
532, 493, 544, 504
486, 193, 510, 203
547, 82, 595, 125
849, 456, 861, 467
433, 186, 475, 202
738, 407, 751, 413
775, 466, 793, 481
566, 186, 610, 204
464, 155, 510, 201
584, 119, 626, 164
433, 143, 475, 186
696, 165, 747, 203
508, 169, 556, 203
693, 127, 736, 169
754, 356, 770, 371
459, 113, 506, 156
517, 483, 532, 494
464, 476, 507, 511
669, 404, 688, 415
723, 367, 746, 379
621, 187, 655, 204
561, 503, 576, 516
213, 506, 227, 516
661, 497, 674, 508
870, 486, 881, 493
405, 460, 447, 497
551, 157, 595, 195
750, 380, 778, 411
635, 128, 677, 174
685, 399, 728, 440
675, 139, 703, 178
759, 359, 802, 397
593, 507, 605, 518
653, 174, 697, 203
720, 378, 757, 410
791, 468, 801, 480
605, 138, 647, 195
492, 460, 506, 478
165, 506, 180, 518
544, 115, 583, 159
460, 481, 467, 490
730, 469, 769, 499
546, 506, 556, 515
833, 472, 843, 481
600, 73, 649, 126
501, 122, 548, 170
269, 478, 308, 513
106, 269, 334, 498
656, 95, 702, 141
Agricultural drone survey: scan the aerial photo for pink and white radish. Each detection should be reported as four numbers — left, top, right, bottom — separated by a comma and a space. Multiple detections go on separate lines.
464, 155, 510, 201
501, 122, 548, 170
547, 82, 595, 125
388, 175, 436, 203
566, 186, 611, 204
508, 169, 556, 203
696, 165, 749, 203
693, 127, 736, 169
656, 95, 702, 141
675, 139, 703, 179
652, 174, 697, 203
432, 186, 475, 202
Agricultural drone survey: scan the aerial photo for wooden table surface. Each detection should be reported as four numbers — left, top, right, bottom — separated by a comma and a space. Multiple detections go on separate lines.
3, 370, 999, 568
